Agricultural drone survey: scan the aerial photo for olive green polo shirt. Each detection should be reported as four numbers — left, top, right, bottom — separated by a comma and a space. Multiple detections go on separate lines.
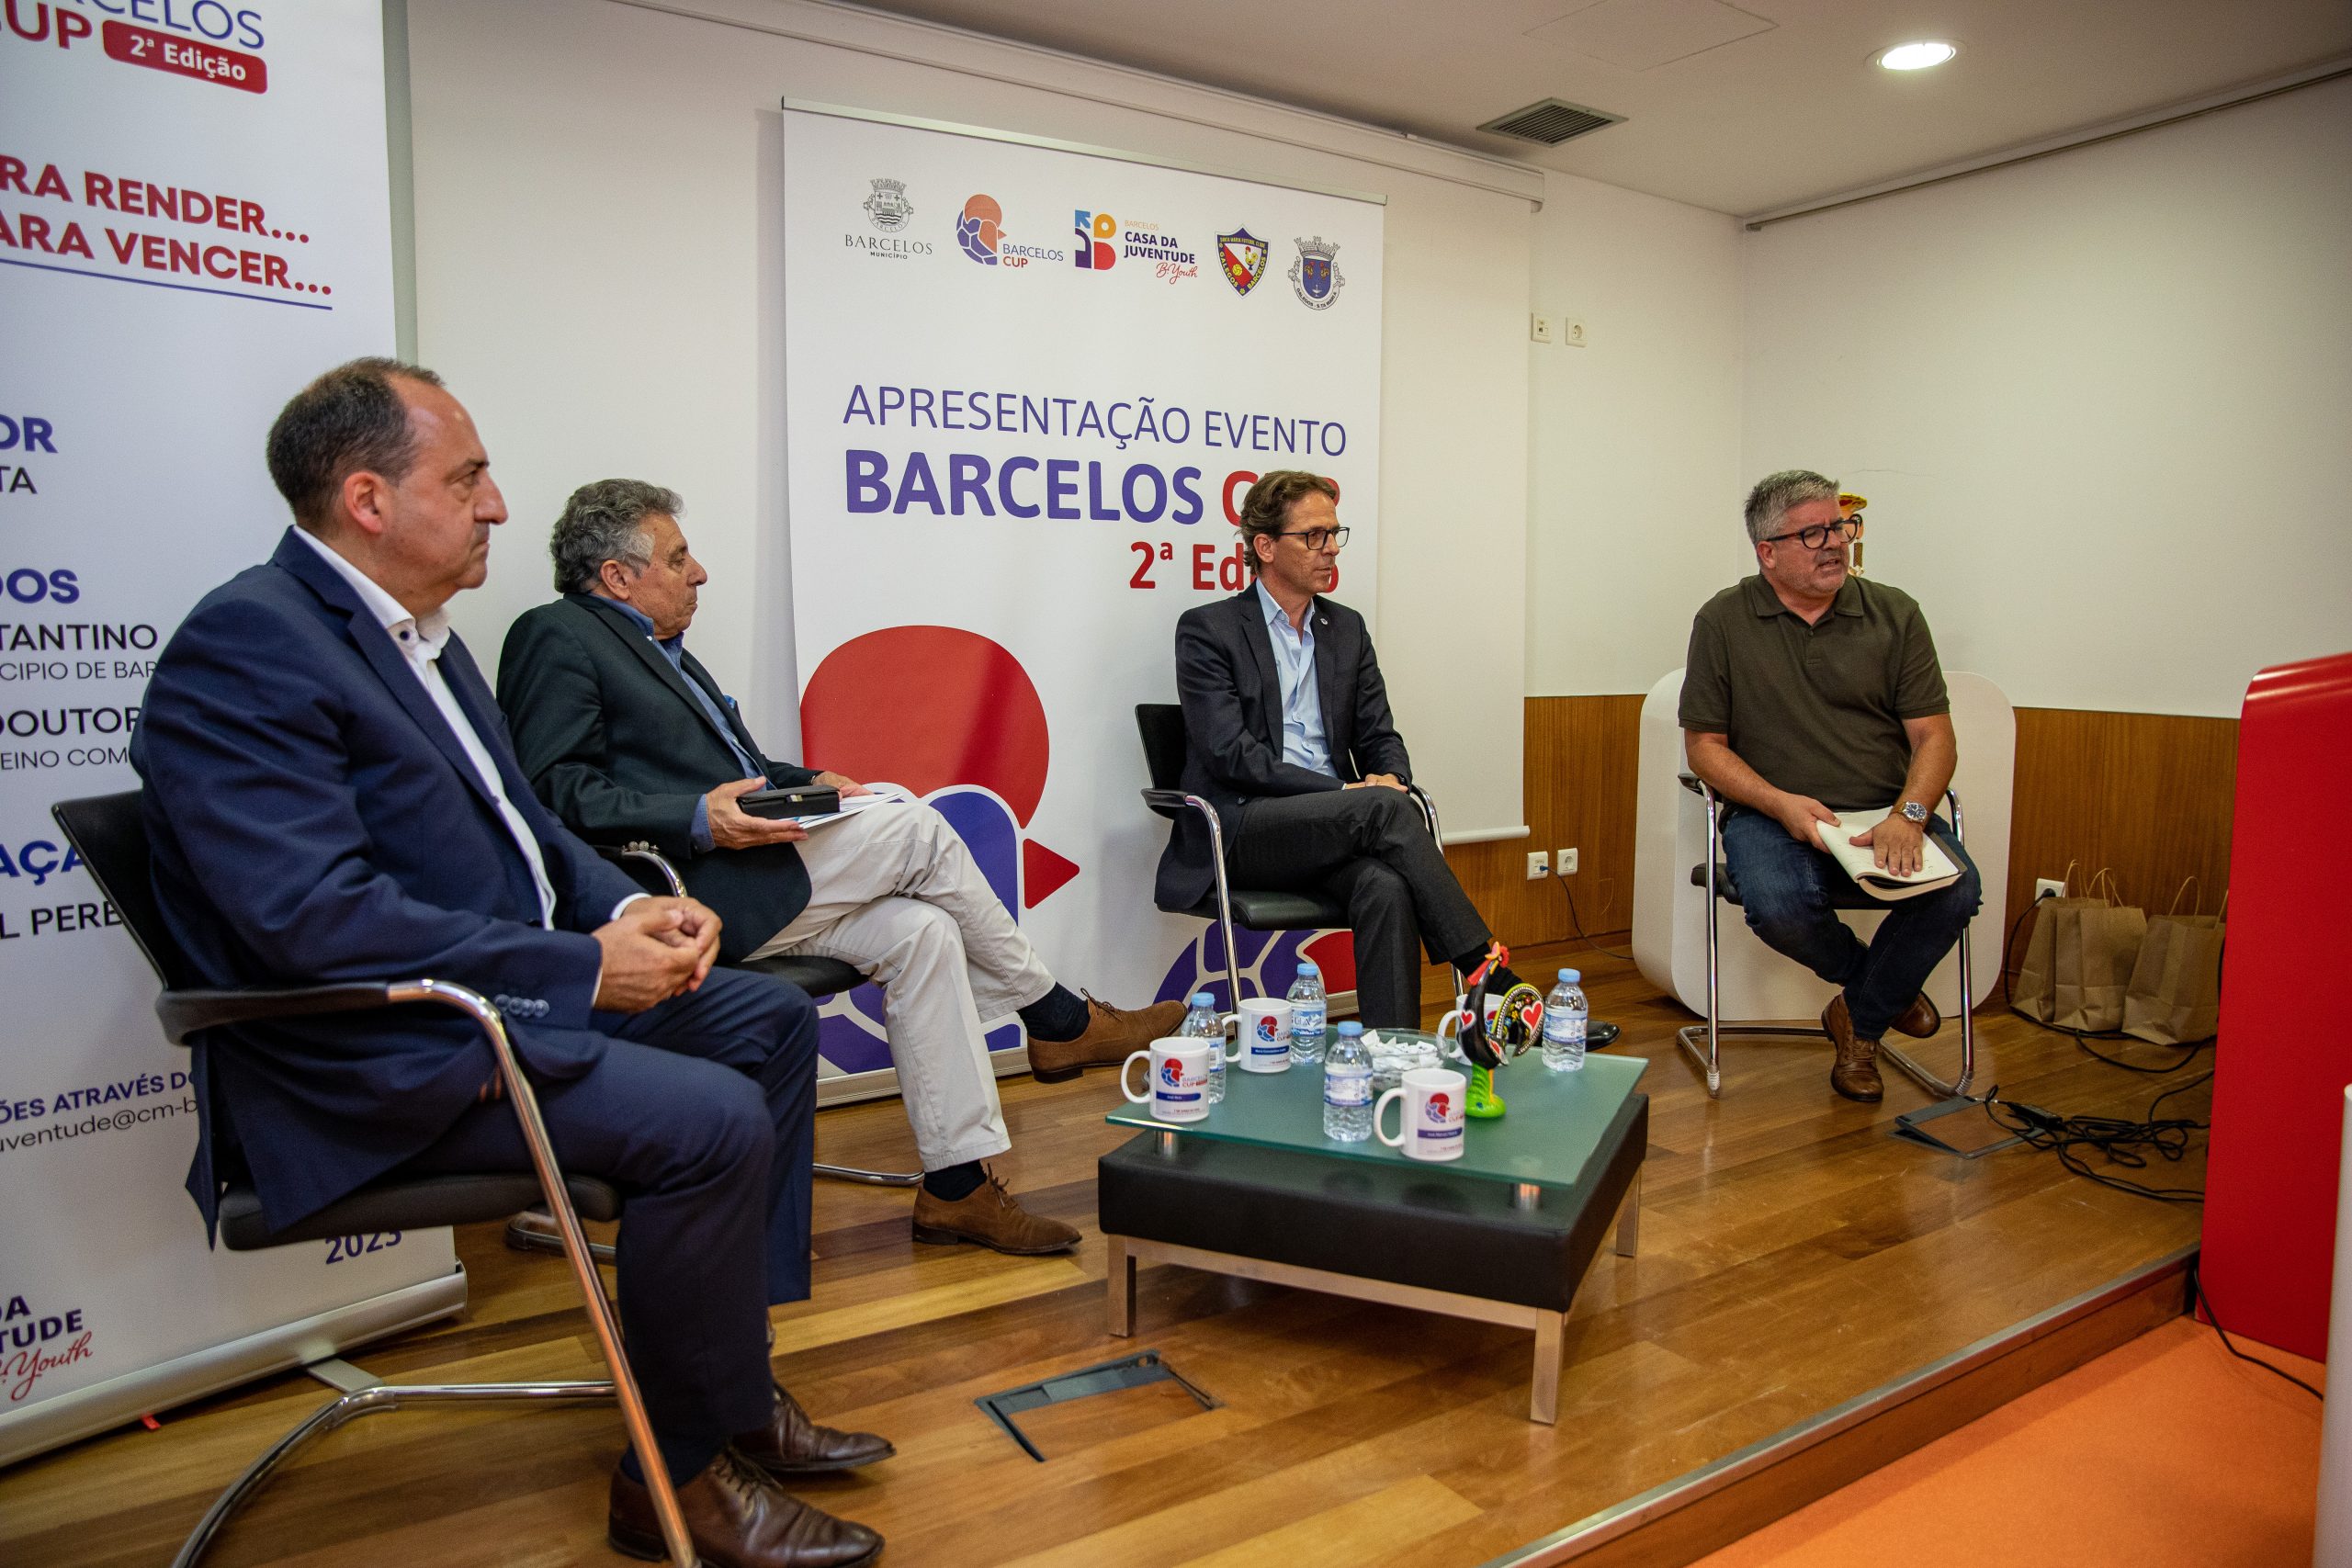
1678, 575, 1949, 810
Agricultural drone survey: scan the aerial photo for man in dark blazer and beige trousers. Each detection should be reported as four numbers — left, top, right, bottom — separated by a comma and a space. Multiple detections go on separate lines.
1159, 470, 1525, 1030
498, 479, 1181, 1258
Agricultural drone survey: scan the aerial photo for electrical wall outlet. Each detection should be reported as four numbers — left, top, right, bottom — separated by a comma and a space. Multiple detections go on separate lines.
2034, 876, 2067, 901
1555, 847, 1578, 876
1525, 851, 1549, 881
1529, 312, 1555, 344
1561, 316, 1588, 347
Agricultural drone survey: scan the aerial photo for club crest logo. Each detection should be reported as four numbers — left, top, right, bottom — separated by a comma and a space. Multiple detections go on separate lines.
1255, 1015, 1281, 1042
1159, 1057, 1186, 1089
1289, 236, 1343, 309
863, 178, 913, 232
1426, 1091, 1453, 1123
1217, 229, 1268, 295
957, 194, 1002, 265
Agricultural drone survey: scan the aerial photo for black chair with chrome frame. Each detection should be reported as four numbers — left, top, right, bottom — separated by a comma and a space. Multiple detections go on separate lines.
51, 790, 698, 1568
1134, 702, 1446, 1010
1677, 774, 1977, 1100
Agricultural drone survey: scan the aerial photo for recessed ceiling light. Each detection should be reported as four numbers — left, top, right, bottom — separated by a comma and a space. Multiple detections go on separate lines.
1877, 39, 1959, 71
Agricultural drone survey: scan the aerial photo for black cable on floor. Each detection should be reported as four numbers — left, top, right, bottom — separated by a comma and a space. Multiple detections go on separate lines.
2189, 1270, 2325, 1401
1981, 1077, 2211, 1204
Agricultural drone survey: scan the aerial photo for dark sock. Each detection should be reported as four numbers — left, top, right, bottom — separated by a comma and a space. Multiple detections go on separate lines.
1452, 947, 1527, 998
1489, 965, 1530, 997
922, 1160, 986, 1201
623, 1432, 725, 1488
1017, 983, 1090, 1042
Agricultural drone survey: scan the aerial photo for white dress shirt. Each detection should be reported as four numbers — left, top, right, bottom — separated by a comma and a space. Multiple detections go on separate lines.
293, 528, 563, 926
1254, 579, 1336, 777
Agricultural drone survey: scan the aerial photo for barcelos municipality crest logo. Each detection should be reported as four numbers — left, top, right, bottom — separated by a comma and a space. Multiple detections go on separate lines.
1217, 229, 1269, 295
1290, 235, 1343, 309
863, 177, 913, 232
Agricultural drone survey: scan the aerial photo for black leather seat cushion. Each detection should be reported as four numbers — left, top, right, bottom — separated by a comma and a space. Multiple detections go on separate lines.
1175, 888, 1350, 930
733, 952, 865, 998
1098, 1092, 1645, 1314
216, 1174, 623, 1251
1691, 862, 1884, 911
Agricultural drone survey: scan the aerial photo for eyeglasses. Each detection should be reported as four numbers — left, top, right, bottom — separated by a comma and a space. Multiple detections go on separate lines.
1758, 517, 1860, 550
1276, 525, 1350, 552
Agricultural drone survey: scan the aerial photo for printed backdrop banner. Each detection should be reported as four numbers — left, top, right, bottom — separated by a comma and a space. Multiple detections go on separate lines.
0, 2, 458, 1463
783, 106, 1385, 1075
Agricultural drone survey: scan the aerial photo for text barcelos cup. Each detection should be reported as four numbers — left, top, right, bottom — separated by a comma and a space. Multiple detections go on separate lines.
1121, 1038, 1214, 1122
1374, 1066, 1467, 1160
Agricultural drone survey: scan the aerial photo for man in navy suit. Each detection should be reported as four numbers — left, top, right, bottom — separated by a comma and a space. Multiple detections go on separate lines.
130, 359, 884, 1568
1159, 471, 1529, 1030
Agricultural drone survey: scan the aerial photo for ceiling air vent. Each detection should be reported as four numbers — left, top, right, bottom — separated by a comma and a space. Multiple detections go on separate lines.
1476, 98, 1624, 147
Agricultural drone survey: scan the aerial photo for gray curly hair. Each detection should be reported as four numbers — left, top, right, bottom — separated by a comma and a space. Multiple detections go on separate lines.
550, 479, 679, 594
1742, 469, 1840, 545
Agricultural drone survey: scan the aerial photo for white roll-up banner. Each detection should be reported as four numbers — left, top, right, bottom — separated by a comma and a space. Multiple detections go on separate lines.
0, 1, 461, 1466
781, 105, 1385, 1079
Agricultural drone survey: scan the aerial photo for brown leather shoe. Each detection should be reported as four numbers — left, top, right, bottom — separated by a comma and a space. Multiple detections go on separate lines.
910, 1167, 1080, 1254
1820, 996, 1883, 1103
608, 1447, 883, 1568
1890, 992, 1942, 1039
733, 1382, 894, 1476
1027, 993, 1186, 1083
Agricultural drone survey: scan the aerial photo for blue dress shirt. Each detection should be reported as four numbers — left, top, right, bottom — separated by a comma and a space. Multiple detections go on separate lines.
1255, 579, 1334, 778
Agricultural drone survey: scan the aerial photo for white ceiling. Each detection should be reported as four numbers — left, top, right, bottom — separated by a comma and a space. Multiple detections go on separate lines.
845, 0, 2352, 215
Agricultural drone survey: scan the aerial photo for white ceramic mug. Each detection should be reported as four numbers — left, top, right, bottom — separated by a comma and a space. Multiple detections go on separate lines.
1374, 1066, 1468, 1161
1236, 996, 1293, 1073
1121, 1038, 1214, 1122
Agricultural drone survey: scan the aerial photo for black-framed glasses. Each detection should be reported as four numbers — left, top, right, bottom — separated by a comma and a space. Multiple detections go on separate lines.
1277, 525, 1350, 551
1758, 517, 1860, 549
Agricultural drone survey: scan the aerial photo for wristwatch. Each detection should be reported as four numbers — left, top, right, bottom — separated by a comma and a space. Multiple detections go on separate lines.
1898, 800, 1929, 825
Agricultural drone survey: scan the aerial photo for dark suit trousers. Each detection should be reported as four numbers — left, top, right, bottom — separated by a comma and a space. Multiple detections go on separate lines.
1227, 787, 1490, 1031
392, 967, 818, 1479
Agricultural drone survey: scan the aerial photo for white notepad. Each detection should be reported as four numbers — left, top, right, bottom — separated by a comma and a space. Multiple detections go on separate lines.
1813, 806, 1962, 901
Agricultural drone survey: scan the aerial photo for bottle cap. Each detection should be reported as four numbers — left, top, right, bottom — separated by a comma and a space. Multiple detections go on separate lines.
1338, 1021, 1363, 1035
1559, 969, 1580, 983
1297, 962, 1318, 976
1191, 992, 1215, 1007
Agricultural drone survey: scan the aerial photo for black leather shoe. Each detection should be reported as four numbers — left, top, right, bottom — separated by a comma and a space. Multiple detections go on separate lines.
733, 1383, 895, 1477
609, 1447, 883, 1568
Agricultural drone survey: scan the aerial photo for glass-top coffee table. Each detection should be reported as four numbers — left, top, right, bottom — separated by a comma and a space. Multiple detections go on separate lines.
1099, 1049, 1649, 1423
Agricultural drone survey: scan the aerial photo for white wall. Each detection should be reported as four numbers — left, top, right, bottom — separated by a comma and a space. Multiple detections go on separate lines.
1524, 172, 1746, 695
1743, 77, 2352, 717
401, 0, 1538, 836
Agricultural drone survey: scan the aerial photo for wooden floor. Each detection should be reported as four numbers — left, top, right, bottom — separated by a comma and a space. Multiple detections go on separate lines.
0, 946, 2210, 1568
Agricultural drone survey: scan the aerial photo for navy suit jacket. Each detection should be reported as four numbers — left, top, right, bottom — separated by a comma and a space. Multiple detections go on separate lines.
130, 530, 643, 1236
496, 594, 820, 962
1153, 587, 1411, 910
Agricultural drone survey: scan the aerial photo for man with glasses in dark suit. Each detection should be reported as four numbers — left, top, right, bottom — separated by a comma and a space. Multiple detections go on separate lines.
1679, 469, 1981, 1103
1157, 470, 1528, 1030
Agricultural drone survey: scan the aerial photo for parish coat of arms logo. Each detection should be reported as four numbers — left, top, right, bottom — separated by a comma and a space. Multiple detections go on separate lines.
1289, 236, 1344, 309
1216, 229, 1269, 295
863, 177, 913, 232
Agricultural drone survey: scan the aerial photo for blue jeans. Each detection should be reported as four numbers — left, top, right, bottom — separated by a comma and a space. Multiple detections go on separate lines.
1718, 807, 1982, 1041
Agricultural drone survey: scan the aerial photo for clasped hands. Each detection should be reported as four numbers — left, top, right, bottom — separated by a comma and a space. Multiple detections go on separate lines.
1775, 794, 1928, 877
1344, 773, 1408, 792
703, 770, 872, 851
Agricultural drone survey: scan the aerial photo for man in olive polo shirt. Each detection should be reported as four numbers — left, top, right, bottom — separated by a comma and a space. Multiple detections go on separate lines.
1679, 469, 1982, 1102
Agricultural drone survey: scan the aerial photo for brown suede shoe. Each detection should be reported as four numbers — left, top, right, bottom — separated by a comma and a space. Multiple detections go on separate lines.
910, 1167, 1080, 1254
1821, 995, 1884, 1103
1027, 993, 1186, 1083
608, 1447, 883, 1568
1890, 992, 1942, 1039
733, 1382, 894, 1477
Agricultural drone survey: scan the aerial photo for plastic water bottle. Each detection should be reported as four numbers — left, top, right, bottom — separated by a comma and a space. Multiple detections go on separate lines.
1179, 991, 1228, 1104
1287, 963, 1329, 1065
1542, 969, 1589, 1072
1322, 1021, 1374, 1142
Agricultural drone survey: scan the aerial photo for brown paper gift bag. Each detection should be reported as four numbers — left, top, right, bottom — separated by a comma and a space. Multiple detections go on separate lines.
2013, 868, 2147, 1032
2121, 882, 2225, 1046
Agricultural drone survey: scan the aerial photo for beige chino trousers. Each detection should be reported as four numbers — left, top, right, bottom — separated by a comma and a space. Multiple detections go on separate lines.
744, 800, 1056, 1170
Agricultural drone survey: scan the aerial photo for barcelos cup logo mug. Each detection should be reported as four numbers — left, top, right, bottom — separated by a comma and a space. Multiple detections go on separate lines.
1122, 1038, 1214, 1122
1237, 996, 1293, 1074
1375, 1066, 1468, 1160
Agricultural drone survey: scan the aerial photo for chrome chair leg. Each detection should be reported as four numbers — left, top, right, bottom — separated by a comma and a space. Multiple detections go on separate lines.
812, 1162, 923, 1187
1675, 786, 1726, 1097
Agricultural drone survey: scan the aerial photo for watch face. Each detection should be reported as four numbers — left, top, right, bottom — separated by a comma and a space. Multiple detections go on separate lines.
1903, 802, 1929, 823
